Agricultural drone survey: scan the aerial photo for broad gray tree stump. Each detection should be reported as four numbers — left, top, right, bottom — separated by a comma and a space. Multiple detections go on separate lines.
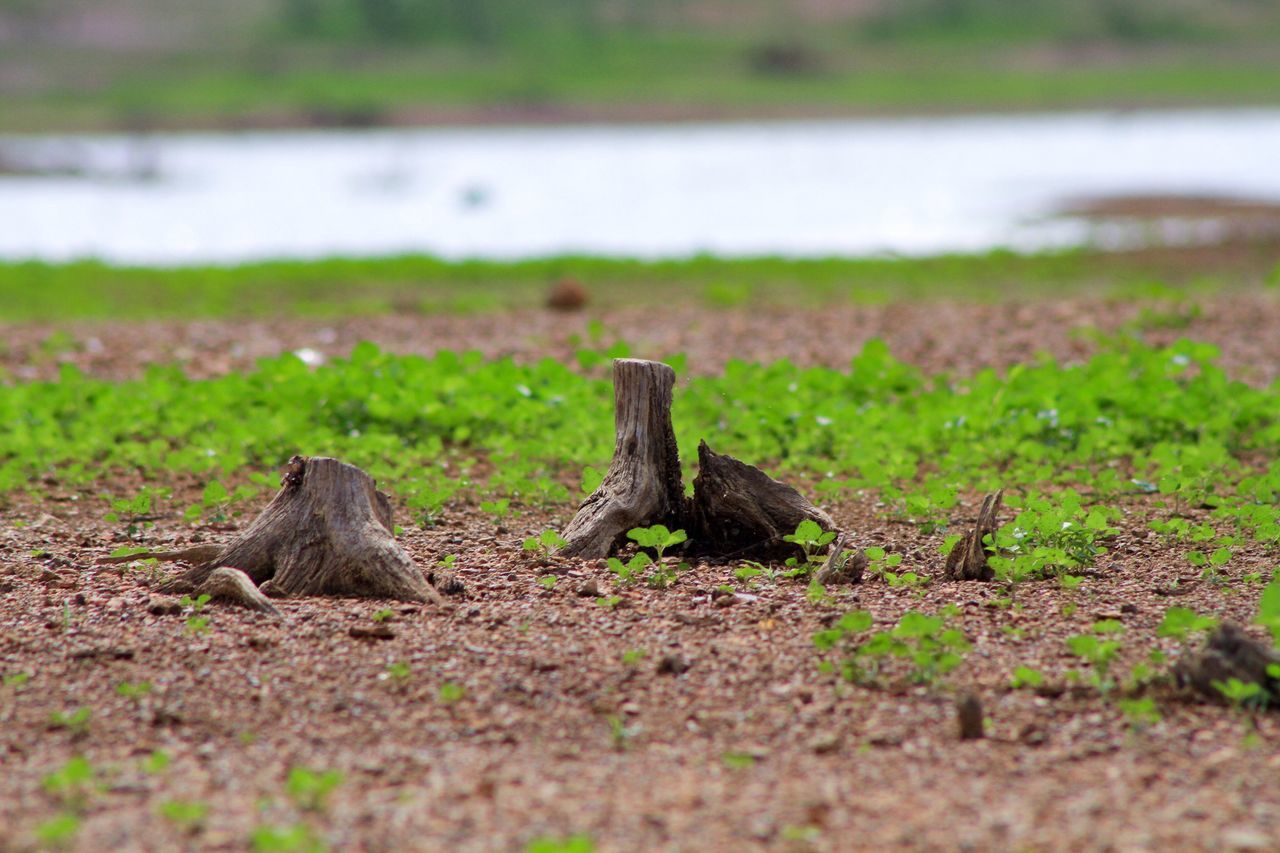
559, 358, 838, 561
163, 456, 451, 604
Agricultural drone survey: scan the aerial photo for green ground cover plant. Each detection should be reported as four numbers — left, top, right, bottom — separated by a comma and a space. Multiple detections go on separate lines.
4, 337, 1280, 553
0, 251, 1250, 323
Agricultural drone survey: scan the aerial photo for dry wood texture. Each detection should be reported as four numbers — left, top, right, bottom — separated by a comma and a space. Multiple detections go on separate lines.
560, 358, 838, 560
560, 359, 685, 558
165, 456, 448, 604
689, 441, 835, 560
196, 567, 281, 616
943, 490, 1003, 581
1175, 622, 1280, 702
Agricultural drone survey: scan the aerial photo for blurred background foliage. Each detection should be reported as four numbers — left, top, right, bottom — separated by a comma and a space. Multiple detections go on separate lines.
1, 0, 1279, 130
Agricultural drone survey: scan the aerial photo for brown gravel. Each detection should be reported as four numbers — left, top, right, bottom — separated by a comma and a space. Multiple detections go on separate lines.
2, 482, 1279, 851
4, 292, 1280, 851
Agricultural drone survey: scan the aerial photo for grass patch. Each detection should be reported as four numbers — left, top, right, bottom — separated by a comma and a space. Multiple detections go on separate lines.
0, 248, 1259, 323
5, 337, 1280, 553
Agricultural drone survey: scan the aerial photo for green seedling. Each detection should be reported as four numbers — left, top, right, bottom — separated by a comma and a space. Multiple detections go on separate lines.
1214, 678, 1267, 710
159, 800, 209, 832
143, 750, 170, 774
863, 546, 904, 581
35, 813, 81, 848
783, 520, 835, 573
721, 752, 757, 769
382, 661, 411, 687
606, 553, 651, 586
479, 498, 510, 520
4, 671, 30, 689
1156, 607, 1218, 647
627, 525, 687, 560
250, 823, 325, 853
1118, 697, 1162, 729
48, 707, 91, 738
1066, 620, 1126, 695
285, 767, 343, 813
116, 681, 152, 703
538, 575, 558, 590
523, 529, 567, 557
438, 682, 465, 703
1010, 666, 1043, 689
528, 834, 596, 853
371, 609, 394, 623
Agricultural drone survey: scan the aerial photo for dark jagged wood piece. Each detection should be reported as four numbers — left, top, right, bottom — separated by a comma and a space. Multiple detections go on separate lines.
164, 456, 448, 604
689, 441, 836, 561
956, 692, 985, 740
197, 567, 281, 617
1174, 622, 1280, 702
815, 533, 866, 585
943, 490, 1003, 581
560, 359, 685, 558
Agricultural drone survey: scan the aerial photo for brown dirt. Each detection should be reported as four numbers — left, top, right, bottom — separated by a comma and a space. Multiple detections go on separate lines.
4, 289, 1280, 386
3, 293, 1280, 851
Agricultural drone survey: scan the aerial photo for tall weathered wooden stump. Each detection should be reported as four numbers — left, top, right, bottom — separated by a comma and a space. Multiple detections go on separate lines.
163, 456, 451, 604
560, 360, 684, 558
559, 358, 836, 561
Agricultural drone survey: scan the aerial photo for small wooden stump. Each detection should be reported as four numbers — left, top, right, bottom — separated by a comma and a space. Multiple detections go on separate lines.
559, 358, 838, 561
163, 456, 452, 604
1175, 623, 1280, 703
943, 490, 1003, 581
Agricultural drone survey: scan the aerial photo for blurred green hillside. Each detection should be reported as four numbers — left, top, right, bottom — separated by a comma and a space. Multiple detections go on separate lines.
2, 0, 1280, 131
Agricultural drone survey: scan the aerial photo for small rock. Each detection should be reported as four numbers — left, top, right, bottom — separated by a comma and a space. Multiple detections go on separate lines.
713, 594, 737, 609
105, 597, 125, 612
1120, 603, 1139, 614
809, 732, 842, 754
349, 624, 396, 641
1221, 827, 1272, 850
657, 654, 691, 675
546, 278, 589, 311
147, 595, 182, 616
1018, 723, 1048, 746
246, 636, 275, 650
69, 646, 134, 661
576, 579, 600, 598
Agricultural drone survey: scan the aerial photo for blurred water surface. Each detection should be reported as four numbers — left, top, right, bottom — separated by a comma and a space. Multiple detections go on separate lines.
2, 109, 1279, 264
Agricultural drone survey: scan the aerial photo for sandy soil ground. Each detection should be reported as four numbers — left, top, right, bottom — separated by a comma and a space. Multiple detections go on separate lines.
3, 289, 1280, 385
3, 293, 1280, 851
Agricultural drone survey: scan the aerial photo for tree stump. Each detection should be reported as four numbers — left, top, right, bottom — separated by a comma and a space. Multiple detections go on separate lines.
943, 490, 1003, 581
560, 360, 685, 558
689, 441, 835, 561
559, 358, 838, 561
1174, 622, 1280, 703
164, 456, 451, 604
